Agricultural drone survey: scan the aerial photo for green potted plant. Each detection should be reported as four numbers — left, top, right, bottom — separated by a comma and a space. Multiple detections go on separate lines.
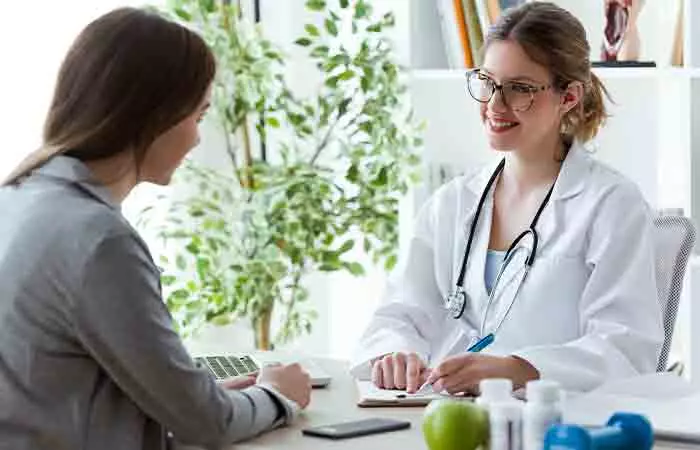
140, 0, 423, 350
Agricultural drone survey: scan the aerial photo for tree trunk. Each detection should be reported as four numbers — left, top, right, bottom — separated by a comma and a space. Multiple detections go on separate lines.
253, 307, 273, 350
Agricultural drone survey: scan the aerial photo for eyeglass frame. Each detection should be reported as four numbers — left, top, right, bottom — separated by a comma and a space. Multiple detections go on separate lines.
465, 68, 553, 112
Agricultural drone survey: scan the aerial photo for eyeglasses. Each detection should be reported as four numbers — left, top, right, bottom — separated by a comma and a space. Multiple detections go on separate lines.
466, 69, 551, 112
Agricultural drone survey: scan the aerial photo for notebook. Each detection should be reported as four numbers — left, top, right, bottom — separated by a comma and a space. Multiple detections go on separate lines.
355, 380, 473, 407
194, 354, 331, 388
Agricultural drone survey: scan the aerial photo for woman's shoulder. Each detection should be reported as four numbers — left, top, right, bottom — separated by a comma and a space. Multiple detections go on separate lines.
6, 178, 139, 255
567, 146, 653, 234
579, 149, 648, 207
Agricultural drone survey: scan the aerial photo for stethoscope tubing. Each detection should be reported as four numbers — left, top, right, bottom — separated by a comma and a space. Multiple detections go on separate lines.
448, 156, 558, 334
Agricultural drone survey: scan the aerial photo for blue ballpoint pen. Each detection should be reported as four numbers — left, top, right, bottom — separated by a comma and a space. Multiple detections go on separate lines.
466, 333, 495, 353
414, 333, 496, 394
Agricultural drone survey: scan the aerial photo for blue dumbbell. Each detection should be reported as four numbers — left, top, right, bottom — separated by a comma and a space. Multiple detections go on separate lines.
544, 413, 653, 450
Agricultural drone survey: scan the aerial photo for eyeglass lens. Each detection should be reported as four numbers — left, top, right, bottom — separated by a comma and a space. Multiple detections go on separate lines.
467, 72, 535, 112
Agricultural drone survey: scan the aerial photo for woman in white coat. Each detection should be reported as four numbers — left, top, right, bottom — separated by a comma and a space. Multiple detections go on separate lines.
350, 2, 663, 394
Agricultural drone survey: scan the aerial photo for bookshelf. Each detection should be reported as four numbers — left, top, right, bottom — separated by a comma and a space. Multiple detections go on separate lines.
388, 0, 700, 382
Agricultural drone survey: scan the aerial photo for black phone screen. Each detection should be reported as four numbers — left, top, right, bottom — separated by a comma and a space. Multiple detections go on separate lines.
302, 418, 411, 439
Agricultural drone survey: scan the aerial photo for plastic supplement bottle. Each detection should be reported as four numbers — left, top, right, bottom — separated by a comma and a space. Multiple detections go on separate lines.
522, 380, 563, 450
476, 378, 514, 410
489, 401, 523, 450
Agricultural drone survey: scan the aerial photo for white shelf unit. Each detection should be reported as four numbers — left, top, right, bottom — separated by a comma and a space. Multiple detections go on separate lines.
395, 0, 700, 382
406, 67, 689, 216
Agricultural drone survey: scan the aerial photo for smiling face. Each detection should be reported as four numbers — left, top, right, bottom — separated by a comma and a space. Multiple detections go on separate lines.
478, 40, 569, 155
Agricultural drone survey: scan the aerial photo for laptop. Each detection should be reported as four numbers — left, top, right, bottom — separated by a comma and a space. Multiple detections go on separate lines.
194, 354, 332, 388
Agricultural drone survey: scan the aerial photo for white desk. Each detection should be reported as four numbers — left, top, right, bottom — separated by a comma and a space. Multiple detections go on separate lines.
222, 359, 694, 450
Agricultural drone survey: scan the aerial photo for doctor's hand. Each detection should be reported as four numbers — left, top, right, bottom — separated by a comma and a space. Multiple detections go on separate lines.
371, 352, 430, 393
427, 354, 539, 395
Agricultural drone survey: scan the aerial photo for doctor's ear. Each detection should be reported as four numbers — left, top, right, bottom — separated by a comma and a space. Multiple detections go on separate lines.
559, 81, 584, 115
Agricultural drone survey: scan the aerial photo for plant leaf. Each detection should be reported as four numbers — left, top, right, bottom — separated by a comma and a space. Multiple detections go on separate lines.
346, 262, 365, 276
176, 254, 187, 271
384, 254, 398, 271
338, 239, 354, 253
310, 45, 329, 57
354, 0, 369, 19
306, 0, 326, 11
325, 18, 339, 36
174, 7, 192, 21
305, 24, 320, 36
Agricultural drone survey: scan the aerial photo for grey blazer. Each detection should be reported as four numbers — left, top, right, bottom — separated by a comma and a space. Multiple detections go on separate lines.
0, 156, 288, 450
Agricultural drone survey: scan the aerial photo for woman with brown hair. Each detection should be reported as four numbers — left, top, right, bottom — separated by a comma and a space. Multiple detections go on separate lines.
351, 2, 662, 395
0, 8, 310, 450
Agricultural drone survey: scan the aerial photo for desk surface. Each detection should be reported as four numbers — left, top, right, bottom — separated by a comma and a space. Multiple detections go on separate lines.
228, 359, 693, 450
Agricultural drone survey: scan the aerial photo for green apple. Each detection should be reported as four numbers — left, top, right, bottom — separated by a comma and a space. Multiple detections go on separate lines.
422, 400, 489, 450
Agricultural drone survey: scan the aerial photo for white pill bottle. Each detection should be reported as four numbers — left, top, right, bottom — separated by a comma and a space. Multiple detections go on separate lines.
489, 401, 523, 450
476, 378, 514, 410
522, 380, 563, 450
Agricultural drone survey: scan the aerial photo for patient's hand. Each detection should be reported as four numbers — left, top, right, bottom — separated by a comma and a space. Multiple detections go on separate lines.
371, 352, 430, 393
257, 363, 312, 408
219, 374, 258, 390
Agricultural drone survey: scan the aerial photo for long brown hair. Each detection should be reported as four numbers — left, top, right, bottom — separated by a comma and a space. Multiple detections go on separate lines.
4, 7, 216, 185
486, 2, 610, 143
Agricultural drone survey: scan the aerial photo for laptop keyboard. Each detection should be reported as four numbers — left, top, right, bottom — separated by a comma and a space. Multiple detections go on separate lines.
194, 355, 260, 380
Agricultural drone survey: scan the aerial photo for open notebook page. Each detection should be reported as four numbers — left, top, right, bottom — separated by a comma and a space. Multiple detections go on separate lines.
355, 380, 474, 407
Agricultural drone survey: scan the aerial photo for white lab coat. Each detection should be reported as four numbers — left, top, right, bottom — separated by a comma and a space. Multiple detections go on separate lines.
350, 142, 663, 392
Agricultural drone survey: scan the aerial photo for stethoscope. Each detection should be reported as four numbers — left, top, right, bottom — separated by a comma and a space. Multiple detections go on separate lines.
445, 158, 556, 348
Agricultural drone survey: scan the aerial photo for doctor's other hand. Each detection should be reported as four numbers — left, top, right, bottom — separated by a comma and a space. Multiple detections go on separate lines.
371, 352, 430, 393
257, 363, 312, 408
427, 354, 539, 395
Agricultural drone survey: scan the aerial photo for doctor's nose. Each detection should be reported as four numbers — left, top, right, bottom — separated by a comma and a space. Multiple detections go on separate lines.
487, 89, 509, 114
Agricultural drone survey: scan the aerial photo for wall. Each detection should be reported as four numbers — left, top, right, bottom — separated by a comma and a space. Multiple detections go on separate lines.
0, 1, 163, 179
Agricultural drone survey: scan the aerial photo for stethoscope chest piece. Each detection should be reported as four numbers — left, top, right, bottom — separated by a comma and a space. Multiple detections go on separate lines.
446, 286, 468, 319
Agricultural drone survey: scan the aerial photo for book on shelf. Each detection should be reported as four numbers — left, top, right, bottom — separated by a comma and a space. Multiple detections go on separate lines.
474, 0, 492, 36
463, 0, 485, 67
499, 0, 528, 10
485, 0, 528, 23
671, 0, 684, 67
437, 0, 488, 69
486, 0, 500, 24
452, 0, 474, 68
433, 0, 530, 70
436, 0, 469, 68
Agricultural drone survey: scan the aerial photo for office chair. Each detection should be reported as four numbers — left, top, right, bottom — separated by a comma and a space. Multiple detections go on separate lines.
652, 211, 696, 372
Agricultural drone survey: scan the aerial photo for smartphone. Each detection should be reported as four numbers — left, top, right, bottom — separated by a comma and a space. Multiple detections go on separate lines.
302, 418, 411, 440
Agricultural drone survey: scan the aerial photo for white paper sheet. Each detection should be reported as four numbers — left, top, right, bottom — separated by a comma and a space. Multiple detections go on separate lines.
355, 380, 472, 407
